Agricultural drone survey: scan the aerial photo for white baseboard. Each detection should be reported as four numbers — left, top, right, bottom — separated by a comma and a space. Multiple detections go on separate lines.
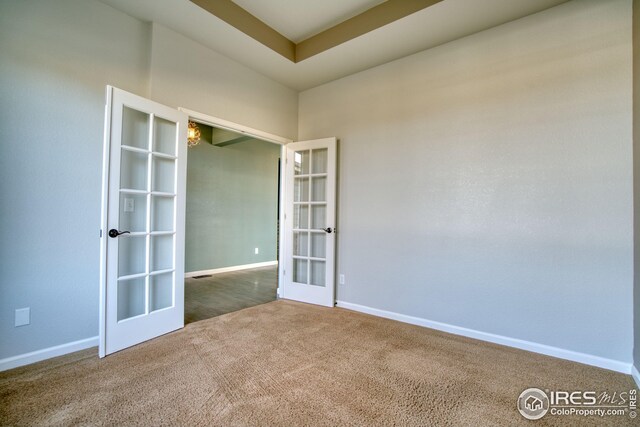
0, 336, 98, 372
185, 261, 278, 278
632, 365, 640, 390
336, 301, 632, 375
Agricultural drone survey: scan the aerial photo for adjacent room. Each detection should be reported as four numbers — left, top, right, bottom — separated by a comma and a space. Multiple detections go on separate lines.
1, 0, 640, 425
184, 122, 280, 323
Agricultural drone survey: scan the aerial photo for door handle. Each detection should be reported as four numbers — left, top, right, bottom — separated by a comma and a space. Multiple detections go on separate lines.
108, 229, 130, 238
321, 227, 333, 234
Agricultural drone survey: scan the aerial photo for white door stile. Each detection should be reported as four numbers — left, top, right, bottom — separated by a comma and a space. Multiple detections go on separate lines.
98, 86, 114, 358
277, 144, 287, 299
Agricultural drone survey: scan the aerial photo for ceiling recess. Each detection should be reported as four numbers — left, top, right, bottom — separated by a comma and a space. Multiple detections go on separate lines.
189, 0, 444, 62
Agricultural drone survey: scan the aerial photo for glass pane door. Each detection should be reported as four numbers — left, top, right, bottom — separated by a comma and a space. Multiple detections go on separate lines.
283, 138, 336, 308
102, 86, 187, 357
117, 107, 177, 321
292, 148, 328, 287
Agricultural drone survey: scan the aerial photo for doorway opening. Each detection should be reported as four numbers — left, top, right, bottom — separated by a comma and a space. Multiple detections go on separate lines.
100, 89, 335, 358
183, 120, 284, 324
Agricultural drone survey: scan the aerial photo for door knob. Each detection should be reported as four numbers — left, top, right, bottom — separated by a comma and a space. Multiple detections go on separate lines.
322, 227, 333, 234
108, 229, 130, 238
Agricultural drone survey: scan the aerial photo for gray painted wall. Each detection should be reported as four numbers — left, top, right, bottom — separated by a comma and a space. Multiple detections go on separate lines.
149, 24, 297, 141
186, 129, 280, 272
0, 0, 298, 360
299, 0, 634, 363
0, 0, 151, 360
633, 0, 640, 373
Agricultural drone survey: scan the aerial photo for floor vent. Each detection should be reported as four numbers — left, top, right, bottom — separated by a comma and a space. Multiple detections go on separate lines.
192, 275, 212, 279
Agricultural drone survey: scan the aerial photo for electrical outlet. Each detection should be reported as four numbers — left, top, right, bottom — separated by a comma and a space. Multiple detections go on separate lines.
339, 274, 345, 285
15, 308, 30, 327
255, 247, 259, 254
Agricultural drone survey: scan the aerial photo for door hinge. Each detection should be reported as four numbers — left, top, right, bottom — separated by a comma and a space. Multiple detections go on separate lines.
100, 229, 103, 238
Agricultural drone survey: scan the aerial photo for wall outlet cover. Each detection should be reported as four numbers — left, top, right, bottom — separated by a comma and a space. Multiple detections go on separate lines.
15, 307, 30, 327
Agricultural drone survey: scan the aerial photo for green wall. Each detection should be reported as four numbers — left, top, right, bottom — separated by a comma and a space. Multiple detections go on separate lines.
185, 125, 281, 272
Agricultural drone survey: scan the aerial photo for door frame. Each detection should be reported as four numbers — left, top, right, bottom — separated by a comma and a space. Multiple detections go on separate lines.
100, 97, 296, 356
177, 108, 293, 301
100, 103, 293, 356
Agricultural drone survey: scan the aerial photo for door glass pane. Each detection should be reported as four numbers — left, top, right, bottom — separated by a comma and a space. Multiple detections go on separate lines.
294, 177, 309, 202
117, 277, 146, 321
122, 107, 149, 150
311, 205, 326, 229
312, 149, 327, 174
151, 234, 174, 271
293, 232, 308, 256
293, 204, 309, 229
153, 117, 176, 156
310, 260, 326, 287
293, 259, 308, 284
118, 236, 146, 277
119, 193, 147, 233
151, 196, 174, 232
294, 150, 309, 175
311, 177, 326, 202
152, 157, 175, 193
120, 150, 148, 190
150, 272, 173, 312
310, 233, 325, 258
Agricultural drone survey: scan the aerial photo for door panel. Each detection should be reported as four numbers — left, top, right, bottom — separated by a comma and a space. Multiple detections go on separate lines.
283, 138, 336, 307
100, 86, 187, 356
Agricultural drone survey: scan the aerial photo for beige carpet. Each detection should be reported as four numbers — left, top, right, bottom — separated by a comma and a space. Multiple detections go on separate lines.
0, 300, 637, 426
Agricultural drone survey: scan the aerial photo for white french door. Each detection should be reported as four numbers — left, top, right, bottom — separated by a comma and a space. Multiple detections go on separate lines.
99, 86, 187, 356
282, 138, 337, 307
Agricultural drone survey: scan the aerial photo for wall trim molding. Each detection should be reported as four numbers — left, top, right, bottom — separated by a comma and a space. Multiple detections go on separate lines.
632, 365, 640, 390
0, 336, 98, 372
185, 261, 278, 278
336, 301, 632, 375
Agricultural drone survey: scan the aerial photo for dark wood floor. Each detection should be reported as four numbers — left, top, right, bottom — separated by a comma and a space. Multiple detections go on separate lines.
184, 265, 278, 324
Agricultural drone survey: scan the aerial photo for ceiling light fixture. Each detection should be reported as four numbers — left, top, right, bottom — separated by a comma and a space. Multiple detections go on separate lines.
187, 121, 201, 148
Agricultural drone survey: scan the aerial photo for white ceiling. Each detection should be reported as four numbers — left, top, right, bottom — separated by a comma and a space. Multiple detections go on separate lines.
99, 0, 569, 91
232, 0, 385, 42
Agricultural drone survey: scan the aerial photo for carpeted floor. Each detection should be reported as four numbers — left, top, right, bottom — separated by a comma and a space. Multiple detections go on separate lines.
0, 300, 637, 426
